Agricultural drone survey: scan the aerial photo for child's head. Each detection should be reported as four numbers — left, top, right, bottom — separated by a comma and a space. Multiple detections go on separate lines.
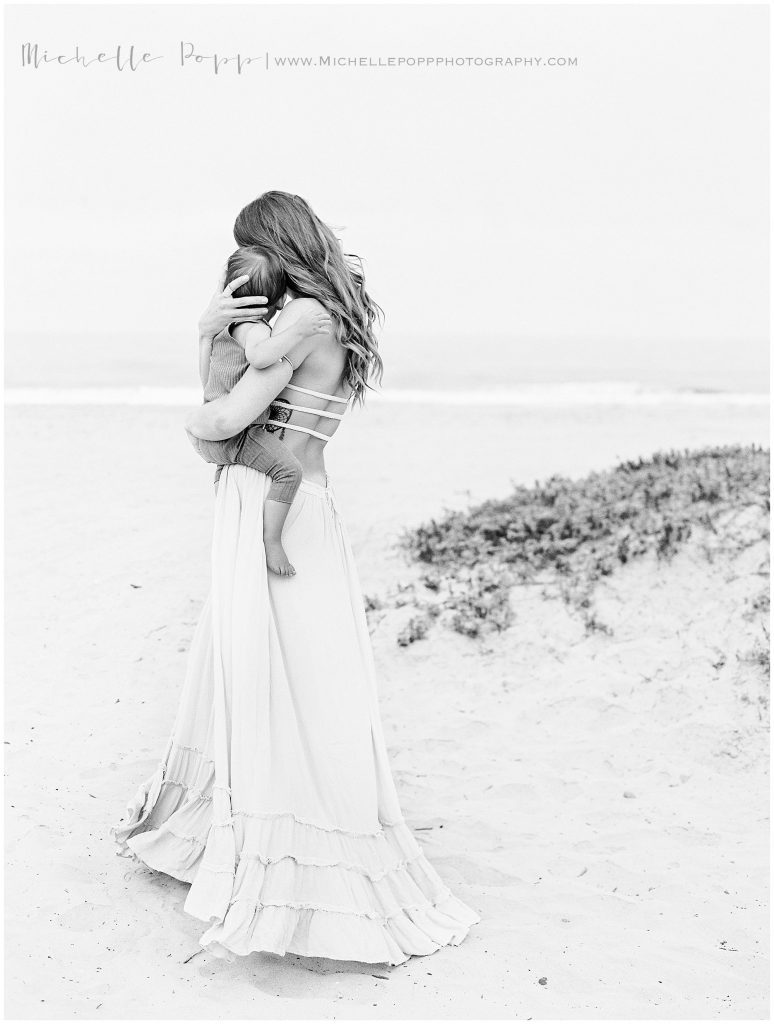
226, 245, 287, 319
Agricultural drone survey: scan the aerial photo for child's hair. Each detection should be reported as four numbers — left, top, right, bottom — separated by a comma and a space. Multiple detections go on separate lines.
226, 245, 287, 318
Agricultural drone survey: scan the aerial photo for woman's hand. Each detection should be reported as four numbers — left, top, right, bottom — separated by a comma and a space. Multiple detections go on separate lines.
198, 266, 271, 343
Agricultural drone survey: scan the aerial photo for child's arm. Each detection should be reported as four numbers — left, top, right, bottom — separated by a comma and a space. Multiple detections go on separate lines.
234, 305, 331, 370
231, 320, 272, 366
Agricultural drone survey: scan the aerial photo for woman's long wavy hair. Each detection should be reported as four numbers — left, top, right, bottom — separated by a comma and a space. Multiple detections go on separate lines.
233, 191, 383, 403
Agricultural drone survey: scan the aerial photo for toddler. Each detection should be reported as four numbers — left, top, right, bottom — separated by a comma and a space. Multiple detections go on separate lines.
189, 245, 330, 577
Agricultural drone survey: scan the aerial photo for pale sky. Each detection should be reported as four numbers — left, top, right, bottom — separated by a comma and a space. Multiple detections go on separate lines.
4, 3, 769, 386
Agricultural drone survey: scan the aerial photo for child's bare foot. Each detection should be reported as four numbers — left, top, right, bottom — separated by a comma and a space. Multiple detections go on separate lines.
263, 499, 295, 576
265, 541, 296, 577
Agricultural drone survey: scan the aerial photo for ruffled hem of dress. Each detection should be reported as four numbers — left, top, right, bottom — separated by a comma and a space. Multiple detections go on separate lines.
198, 891, 481, 967
111, 741, 481, 966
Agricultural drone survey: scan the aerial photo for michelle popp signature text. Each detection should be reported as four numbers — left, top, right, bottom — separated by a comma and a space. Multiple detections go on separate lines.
20, 43, 267, 74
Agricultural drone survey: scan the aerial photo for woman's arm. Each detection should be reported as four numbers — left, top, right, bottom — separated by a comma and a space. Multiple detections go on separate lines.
185, 297, 330, 441
198, 341, 214, 389
194, 265, 273, 399
185, 359, 293, 441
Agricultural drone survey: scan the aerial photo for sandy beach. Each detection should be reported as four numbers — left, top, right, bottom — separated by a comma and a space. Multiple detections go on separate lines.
4, 398, 769, 1019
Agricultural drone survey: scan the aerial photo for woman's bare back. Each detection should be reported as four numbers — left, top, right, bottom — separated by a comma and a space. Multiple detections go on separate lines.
267, 317, 351, 485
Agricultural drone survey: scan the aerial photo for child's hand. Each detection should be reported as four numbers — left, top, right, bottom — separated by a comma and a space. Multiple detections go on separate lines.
295, 309, 332, 339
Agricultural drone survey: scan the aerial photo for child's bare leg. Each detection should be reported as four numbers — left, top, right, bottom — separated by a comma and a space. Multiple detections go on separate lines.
263, 499, 295, 577
227, 426, 303, 577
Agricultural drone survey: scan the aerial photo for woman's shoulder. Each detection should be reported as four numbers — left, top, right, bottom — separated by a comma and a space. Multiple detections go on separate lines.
275, 296, 338, 355
277, 296, 328, 321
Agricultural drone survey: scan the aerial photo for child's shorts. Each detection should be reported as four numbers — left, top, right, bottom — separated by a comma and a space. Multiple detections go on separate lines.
187, 425, 302, 505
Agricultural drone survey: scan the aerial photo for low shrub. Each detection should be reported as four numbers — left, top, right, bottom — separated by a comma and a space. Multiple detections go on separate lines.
395, 445, 770, 641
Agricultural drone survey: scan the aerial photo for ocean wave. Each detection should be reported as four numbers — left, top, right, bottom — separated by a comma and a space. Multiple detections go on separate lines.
3, 384, 769, 407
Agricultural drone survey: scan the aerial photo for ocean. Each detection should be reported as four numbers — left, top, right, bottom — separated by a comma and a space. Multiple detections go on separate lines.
4, 331, 769, 408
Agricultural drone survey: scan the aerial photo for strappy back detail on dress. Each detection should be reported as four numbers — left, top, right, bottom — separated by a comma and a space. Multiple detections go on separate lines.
284, 383, 350, 405
265, 382, 352, 444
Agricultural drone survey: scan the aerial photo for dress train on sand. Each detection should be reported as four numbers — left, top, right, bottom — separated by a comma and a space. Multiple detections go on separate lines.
112, 467, 479, 965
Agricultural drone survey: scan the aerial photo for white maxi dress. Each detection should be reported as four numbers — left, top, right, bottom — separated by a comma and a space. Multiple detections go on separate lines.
111, 388, 480, 965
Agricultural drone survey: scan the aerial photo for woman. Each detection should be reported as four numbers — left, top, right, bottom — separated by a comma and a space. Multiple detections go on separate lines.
111, 192, 480, 966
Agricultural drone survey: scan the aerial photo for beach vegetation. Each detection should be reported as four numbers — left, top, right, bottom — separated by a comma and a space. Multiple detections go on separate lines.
391, 445, 770, 645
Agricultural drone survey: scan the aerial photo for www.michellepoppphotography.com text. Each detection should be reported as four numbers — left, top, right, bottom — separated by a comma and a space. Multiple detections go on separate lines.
20, 42, 579, 74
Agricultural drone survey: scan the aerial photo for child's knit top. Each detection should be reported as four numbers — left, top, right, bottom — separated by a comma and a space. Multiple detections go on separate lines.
203, 323, 270, 426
